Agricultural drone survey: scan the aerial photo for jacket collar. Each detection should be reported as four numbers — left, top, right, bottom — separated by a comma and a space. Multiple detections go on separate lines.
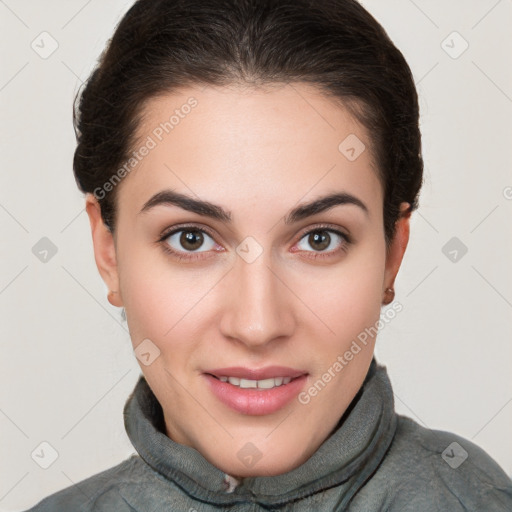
123, 358, 397, 507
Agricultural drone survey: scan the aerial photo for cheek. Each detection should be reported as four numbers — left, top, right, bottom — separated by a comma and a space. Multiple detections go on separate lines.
117, 244, 211, 358
115, 240, 177, 344
122, 279, 168, 347
300, 247, 385, 343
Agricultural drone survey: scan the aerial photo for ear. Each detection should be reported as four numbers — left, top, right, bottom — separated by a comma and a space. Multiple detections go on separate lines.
383, 202, 411, 293
85, 194, 123, 307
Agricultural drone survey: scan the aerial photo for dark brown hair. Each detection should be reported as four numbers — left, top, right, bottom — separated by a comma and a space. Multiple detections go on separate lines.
73, 0, 423, 247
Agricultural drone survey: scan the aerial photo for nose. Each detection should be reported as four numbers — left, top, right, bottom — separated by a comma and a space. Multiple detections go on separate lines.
219, 251, 295, 349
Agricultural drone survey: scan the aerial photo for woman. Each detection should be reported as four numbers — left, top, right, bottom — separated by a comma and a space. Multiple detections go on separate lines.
26, 0, 512, 510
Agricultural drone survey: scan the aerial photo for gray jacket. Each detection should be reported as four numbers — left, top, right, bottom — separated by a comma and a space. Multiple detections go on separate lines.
25, 360, 512, 511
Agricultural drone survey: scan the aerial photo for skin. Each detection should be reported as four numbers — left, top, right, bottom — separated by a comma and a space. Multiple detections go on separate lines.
85, 82, 411, 478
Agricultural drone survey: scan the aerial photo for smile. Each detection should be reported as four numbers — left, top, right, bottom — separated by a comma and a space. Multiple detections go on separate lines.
213, 376, 293, 389
202, 366, 309, 415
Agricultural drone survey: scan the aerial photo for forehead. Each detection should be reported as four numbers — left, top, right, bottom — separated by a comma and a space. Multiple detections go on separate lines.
116, 83, 383, 219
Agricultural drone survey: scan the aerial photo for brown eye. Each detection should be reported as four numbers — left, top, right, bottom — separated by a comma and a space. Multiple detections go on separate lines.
296, 228, 349, 254
180, 230, 204, 251
163, 228, 216, 253
308, 231, 331, 251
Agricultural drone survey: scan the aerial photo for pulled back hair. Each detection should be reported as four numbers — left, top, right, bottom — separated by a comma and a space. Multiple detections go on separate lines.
73, 0, 423, 247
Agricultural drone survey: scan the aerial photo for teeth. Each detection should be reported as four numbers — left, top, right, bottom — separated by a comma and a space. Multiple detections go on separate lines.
218, 376, 294, 389
239, 378, 258, 388
257, 378, 277, 389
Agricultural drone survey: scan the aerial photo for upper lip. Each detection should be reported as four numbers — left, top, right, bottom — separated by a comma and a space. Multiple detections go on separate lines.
204, 366, 308, 380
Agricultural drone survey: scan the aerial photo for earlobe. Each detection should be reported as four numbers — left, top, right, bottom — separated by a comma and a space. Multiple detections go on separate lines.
85, 194, 123, 307
382, 202, 411, 299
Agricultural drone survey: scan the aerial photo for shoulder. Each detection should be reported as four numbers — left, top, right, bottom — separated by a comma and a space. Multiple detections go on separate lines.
23, 454, 153, 511
371, 415, 512, 510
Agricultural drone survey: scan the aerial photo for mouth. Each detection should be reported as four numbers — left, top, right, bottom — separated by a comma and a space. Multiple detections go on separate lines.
202, 366, 309, 415
207, 374, 298, 389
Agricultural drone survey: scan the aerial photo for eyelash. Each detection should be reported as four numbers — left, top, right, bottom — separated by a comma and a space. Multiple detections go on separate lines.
157, 223, 352, 262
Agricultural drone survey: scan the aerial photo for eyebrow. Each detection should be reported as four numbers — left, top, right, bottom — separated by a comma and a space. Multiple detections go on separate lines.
139, 189, 369, 224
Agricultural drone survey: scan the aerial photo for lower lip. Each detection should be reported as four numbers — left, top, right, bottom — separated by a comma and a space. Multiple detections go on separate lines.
203, 374, 308, 415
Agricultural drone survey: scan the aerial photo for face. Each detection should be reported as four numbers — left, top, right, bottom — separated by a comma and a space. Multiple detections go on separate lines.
87, 82, 410, 478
